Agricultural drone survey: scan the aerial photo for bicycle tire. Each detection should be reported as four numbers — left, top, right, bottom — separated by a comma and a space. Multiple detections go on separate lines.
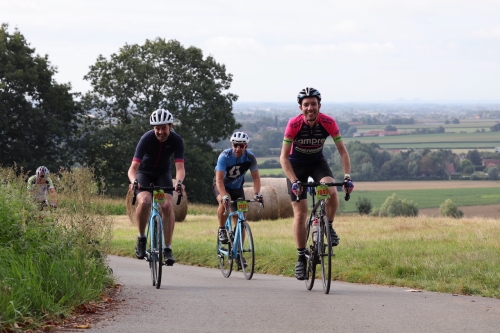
217, 224, 233, 278
154, 215, 163, 289
305, 217, 316, 290
239, 221, 255, 280
320, 215, 332, 294
148, 221, 157, 287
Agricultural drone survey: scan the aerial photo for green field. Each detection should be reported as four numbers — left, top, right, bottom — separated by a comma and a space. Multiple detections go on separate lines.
337, 131, 500, 150
339, 187, 500, 213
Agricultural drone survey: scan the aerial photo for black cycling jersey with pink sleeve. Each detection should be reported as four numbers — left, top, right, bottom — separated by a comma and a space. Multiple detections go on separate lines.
283, 113, 342, 164
132, 130, 184, 173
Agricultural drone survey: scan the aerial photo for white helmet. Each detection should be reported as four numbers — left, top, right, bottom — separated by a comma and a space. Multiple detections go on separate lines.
230, 132, 250, 143
150, 109, 173, 125
36, 166, 49, 178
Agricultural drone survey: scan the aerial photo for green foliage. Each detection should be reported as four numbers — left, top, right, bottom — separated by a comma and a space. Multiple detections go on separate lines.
356, 196, 372, 215
466, 149, 482, 165
439, 199, 464, 218
0, 166, 113, 329
487, 166, 499, 180
490, 122, 500, 132
378, 193, 419, 217
0, 24, 81, 172
459, 159, 474, 174
81, 38, 238, 203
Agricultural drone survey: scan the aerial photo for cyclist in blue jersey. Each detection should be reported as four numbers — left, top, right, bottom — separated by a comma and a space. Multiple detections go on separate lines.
213, 132, 263, 245
128, 109, 185, 266
280, 87, 354, 280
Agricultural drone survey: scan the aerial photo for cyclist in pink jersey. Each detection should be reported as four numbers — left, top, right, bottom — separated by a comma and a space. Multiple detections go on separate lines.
280, 87, 354, 281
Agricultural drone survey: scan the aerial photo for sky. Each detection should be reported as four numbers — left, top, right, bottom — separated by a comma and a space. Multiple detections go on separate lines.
2, 0, 500, 103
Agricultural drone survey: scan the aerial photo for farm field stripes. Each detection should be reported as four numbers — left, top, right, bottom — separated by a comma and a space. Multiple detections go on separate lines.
355, 180, 500, 190
340, 187, 500, 212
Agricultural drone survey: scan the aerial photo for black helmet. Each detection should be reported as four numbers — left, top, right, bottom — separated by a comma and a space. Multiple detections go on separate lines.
297, 87, 321, 104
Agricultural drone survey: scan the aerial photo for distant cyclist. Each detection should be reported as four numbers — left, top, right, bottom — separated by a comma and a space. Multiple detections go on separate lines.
280, 87, 354, 280
213, 132, 263, 254
27, 166, 57, 210
128, 109, 185, 266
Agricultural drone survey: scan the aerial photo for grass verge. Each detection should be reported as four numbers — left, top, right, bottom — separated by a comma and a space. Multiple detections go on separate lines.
0, 166, 114, 331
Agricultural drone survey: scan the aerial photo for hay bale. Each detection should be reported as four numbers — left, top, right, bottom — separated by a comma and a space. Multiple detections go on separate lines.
260, 178, 293, 219
125, 189, 137, 225
124, 184, 188, 224
243, 186, 278, 221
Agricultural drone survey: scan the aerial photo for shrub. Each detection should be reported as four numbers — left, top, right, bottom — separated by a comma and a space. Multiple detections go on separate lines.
378, 193, 419, 217
356, 196, 372, 215
439, 199, 464, 218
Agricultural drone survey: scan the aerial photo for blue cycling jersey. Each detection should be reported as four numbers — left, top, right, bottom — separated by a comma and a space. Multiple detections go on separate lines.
214, 148, 258, 190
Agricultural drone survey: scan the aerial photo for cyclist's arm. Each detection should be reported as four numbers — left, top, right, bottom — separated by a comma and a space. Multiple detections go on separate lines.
128, 161, 140, 189
280, 141, 299, 183
335, 140, 351, 177
174, 161, 185, 183
250, 170, 261, 195
215, 170, 227, 199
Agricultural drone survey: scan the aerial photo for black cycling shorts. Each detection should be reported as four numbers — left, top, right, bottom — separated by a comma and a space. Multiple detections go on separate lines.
287, 158, 334, 201
212, 177, 245, 211
137, 170, 173, 195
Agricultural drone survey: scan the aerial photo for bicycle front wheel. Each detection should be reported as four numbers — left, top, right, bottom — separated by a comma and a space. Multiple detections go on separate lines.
151, 216, 163, 289
320, 216, 332, 294
217, 225, 233, 278
305, 217, 316, 290
239, 221, 255, 280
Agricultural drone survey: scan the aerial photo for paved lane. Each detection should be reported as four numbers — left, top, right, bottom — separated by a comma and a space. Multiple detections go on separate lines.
88, 255, 500, 333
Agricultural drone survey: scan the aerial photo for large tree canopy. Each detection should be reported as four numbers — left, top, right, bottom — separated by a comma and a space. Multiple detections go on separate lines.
0, 23, 80, 173
81, 38, 239, 203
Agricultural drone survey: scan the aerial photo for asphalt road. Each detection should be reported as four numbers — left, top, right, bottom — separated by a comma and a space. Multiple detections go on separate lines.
87, 255, 500, 333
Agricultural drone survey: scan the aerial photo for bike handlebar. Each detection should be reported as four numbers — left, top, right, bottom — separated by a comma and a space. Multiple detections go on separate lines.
131, 181, 182, 206
295, 181, 351, 202
223, 198, 264, 215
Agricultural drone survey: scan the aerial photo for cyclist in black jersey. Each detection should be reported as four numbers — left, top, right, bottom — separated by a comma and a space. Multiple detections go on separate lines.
128, 109, 185, 266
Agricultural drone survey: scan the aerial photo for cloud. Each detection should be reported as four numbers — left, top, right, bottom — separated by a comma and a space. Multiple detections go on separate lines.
468, 26, 500, 40
203, 37, 267, 55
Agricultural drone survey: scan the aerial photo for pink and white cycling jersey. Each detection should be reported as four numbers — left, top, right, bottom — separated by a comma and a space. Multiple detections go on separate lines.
283, 113, 342, 164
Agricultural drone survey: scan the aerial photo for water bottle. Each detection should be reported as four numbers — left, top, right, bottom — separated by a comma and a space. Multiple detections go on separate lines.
312, 218, 319, 242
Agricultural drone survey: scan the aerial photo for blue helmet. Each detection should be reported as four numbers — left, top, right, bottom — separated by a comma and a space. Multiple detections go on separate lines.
297, 87, 321, 104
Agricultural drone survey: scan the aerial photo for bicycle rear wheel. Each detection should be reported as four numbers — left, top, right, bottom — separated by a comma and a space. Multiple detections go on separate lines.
320, 216, 332, 294
305, 217, 316, 290
239, 221, 255, 280
217, 225, 233, 278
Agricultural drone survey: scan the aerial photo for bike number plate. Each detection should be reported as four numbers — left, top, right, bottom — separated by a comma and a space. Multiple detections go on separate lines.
316, 184, 330, 200
153, 190, 165, 203
237, 200, 249, 212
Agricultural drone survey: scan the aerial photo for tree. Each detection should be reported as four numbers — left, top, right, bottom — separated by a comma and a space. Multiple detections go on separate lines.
0, 24, 80, 173
491, 123, 500, 132
385, 125, 397, 131
487, 166, 499, 180
466, 149, 482, 166
452, 118, 460, 124
459, 159, 474, 175
81, 38, 238, 203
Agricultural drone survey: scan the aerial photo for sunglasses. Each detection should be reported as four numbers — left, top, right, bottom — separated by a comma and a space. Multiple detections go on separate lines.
233, 143, 246, 149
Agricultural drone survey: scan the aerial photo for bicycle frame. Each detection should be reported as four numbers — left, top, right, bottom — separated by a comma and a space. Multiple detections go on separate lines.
300, 181, 349, 294
217, 199, 262, 280
131, 182, 182, 289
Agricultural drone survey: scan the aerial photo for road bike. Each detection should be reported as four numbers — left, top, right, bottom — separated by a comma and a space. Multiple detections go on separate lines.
132, 181, 182, 289
217, 198, 263, 280
300, 181, 350, 294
